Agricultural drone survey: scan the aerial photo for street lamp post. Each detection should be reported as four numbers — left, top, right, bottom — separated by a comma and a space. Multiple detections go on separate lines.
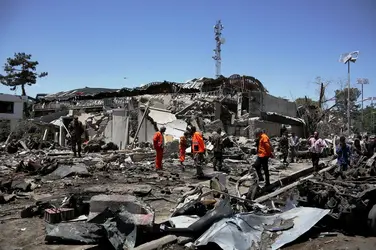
357, 78, 370, 131
339, 51, 359, 135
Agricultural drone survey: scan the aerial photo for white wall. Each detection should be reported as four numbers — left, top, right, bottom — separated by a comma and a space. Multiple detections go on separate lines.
0, 93, 26, 131
138, 109, 157, 143
103, 109, 129, 149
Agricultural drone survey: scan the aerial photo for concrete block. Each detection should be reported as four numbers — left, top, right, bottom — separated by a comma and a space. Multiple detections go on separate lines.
132, 235, 177, 250
89, 194, 154, 226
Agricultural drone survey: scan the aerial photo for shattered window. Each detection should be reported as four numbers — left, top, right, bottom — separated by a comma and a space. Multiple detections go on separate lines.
0, 101, 14, 114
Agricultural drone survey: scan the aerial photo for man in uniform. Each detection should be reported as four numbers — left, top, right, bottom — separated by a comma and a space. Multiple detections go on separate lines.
191, 126, 205, 177
153, 126, 166, 170
68, 116, 85, 158
179, 131, 189, 170
211, 128, 223, 171
279, 130, 289, 164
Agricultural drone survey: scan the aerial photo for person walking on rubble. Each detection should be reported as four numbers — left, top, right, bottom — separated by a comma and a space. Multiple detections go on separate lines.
279, 130, 289, 164
153, 126, 166, 170
336, 136, 351, 172
253, 128, 274, 186
68, 116, 85, 158
179, 131, 189, 170
351, 137, 365, 166
308, 131, 327, 172
363, 135, 375, 158
289, 132, 300, 163
191, 126, 205, 177
211, 128, 224, 171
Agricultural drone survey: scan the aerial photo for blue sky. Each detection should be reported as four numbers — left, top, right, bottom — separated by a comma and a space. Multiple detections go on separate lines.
0, 0, 375, 104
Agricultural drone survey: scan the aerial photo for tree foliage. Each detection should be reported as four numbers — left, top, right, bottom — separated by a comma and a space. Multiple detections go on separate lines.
0, 53, 48, 96
333, 88, 361, 127
295, 97, 318, 107
363, 105, 376, 134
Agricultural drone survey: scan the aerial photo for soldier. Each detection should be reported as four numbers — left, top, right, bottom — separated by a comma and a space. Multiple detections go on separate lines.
68, 116, 85, 158
211, 128, 223, 171
279, 130, 289, 164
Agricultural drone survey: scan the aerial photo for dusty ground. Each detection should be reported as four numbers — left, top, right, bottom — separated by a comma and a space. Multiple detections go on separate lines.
1, 152, 375, 250
283, 234, 376, 250
0, 154, 210, 250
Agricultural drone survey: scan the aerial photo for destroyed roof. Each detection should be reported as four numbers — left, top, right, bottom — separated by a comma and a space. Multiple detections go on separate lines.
40, 74, 267, 102
182, 74, 268, 92
262, 112, 305, 126
42, 87, 121, 101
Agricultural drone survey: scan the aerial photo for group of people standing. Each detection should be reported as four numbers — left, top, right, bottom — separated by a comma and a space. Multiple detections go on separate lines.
336, 134, 376, 172
153, 125, 223, 178
151, 124, 376, 184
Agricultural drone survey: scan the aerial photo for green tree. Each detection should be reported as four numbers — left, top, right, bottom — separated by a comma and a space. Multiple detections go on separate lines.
0, 53, 48, 96
363, 105, 376, 134
333, 87, 361, 131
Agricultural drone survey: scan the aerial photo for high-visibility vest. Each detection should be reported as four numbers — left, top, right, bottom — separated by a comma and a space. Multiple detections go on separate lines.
192, 132, 205, 153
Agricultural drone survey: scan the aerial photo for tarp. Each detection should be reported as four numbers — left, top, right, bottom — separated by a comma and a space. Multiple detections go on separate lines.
194, 207, 330, 250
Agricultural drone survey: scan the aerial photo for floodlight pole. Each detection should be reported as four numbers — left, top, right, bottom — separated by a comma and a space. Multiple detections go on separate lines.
357, 78, 370, 132
346, 61, 350, 135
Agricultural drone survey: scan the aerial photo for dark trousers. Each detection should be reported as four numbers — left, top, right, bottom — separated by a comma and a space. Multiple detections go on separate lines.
290, 147, 297, 162
194, 152, 205, 176
254, 156, 270, 185
71, 137, 82, 156
213, 151, 223, 171
311, 153, 320, 171
339, 163, 349, 172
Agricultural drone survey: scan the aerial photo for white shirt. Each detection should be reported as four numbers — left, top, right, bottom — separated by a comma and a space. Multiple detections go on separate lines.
309, 137, 327, 153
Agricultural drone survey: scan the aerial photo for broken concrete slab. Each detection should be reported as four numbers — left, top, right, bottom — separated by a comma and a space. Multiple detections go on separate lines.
11, 179, 31, 192
46, 163, 90, 179
84, 184, 152, 196
88, 195, 154, 226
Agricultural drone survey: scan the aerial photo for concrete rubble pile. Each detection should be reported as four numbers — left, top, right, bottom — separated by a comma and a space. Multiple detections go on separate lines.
258, 155, 376, 239
0, 128, 349, 250
2, 88, 375, 249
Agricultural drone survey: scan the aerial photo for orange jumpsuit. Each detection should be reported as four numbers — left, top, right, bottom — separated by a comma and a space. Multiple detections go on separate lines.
192, 132, 205, 176
153, 131, 164, 170
179, 136, 187, 163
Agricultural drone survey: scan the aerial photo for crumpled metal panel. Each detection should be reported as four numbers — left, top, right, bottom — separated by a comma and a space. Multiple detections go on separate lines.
194, 207, 330, 250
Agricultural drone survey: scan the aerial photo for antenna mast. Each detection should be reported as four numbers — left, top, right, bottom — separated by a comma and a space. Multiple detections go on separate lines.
212, 20, 224, 79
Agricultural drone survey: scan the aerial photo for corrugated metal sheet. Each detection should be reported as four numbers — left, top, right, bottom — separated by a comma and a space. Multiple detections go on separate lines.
195, 207, 330, 250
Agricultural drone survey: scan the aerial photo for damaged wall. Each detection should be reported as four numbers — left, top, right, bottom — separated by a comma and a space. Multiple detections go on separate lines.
138, 109, 158, 143
137, 107, 187, 143
103, 109, 129, 149
249, 119, 304, 137
250, 91, 297, 118
0, 93, 27, 131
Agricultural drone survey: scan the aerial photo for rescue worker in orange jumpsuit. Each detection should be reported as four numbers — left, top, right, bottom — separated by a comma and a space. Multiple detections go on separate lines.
153, 126, 166, 170
179, 132, 189, 170
191, 126, 205, 177
253, 128, 274, 185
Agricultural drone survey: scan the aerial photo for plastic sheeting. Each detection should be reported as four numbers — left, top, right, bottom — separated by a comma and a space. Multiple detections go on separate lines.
194, 207, 330, 250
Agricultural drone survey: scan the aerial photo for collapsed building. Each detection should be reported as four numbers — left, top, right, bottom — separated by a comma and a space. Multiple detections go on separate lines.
31, 74, 304, 149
